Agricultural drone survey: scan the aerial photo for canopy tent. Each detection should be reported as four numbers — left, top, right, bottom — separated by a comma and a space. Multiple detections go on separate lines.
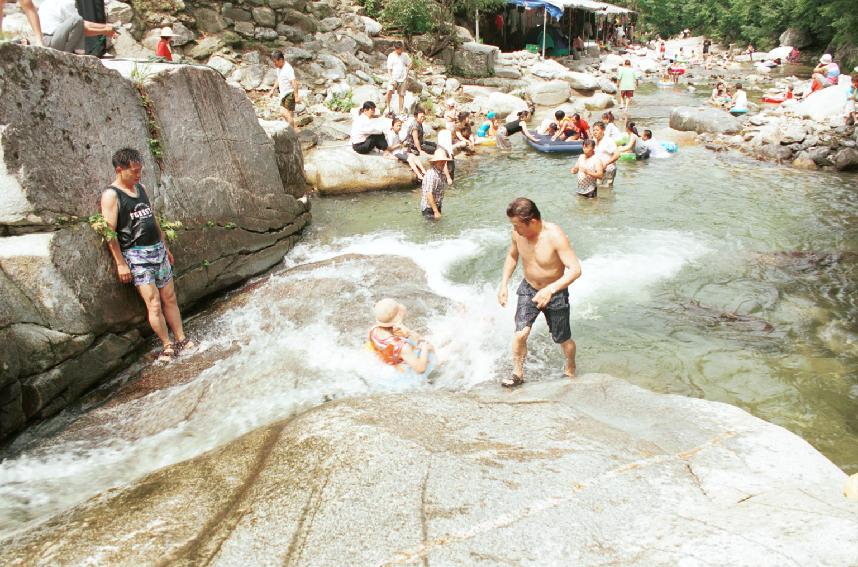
504, 0, 633, 21
491, 0, 635, 58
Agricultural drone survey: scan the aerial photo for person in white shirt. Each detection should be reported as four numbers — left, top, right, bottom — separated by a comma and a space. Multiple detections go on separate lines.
351, 101, 389, 154
269, 50, 301, 128
601, 111, 622, 141
0, 0, 44, 46
38, 0, 116, 53
591, 121, 619, 187
730, 83, 748, 113
570, 139, 604, 198
385, 42, 411, 117
385, 118, 426, 180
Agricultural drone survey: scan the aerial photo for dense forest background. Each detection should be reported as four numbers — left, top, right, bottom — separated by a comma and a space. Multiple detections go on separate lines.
624, 0, 856, 63
365, 0, 857, 67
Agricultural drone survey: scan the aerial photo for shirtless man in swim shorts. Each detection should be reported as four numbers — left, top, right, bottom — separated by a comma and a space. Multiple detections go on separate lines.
497, 198, 582, 387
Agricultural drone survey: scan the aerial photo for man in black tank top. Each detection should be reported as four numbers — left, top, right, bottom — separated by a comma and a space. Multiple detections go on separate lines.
100, 148, 194, 362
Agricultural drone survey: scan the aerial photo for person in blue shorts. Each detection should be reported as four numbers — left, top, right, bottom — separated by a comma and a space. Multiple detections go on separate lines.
100, 148, 194, 362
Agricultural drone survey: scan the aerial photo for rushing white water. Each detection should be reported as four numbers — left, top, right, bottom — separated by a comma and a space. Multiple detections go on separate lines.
0, 227, 708, 536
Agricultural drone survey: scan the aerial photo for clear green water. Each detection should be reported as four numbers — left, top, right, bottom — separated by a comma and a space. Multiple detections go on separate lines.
305, 84, 858, 473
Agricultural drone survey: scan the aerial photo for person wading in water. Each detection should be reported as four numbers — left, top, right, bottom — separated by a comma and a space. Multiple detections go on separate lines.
497, 198, 582, 386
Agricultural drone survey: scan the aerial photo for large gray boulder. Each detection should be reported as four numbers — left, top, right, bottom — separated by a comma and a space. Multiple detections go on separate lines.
527, 80, 571, 106
304, 145, 416, 193
1, 375, 853, 565
779, 27, 813, 49
0, 45, 310, 440
562, 71, 600, 91
583, 92, 615, 110
669, 106, 743, 134
258, 120, 308, 198
833, 147, 858, 171
442, 42, 498, 78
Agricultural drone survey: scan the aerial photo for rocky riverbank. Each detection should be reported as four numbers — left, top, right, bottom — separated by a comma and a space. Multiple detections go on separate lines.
0, 44, 309, 441
660, 39, 858, 171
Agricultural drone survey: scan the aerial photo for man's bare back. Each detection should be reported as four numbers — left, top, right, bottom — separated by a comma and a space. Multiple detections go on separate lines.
513, 221, 566, 289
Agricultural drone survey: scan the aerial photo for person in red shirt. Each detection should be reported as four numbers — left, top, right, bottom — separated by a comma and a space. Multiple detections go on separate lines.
155, 26, 174, 61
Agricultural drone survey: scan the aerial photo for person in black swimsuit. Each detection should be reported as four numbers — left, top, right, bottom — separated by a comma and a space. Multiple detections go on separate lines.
99, 148, 194, 362
494, 109, 539, 150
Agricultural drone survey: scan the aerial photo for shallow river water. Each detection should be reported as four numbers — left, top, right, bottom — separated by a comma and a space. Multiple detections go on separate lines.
1, 83, 856, 538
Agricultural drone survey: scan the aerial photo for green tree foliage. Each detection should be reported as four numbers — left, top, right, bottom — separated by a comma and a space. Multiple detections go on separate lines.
631, 0, 856, 60
381, 0, 436, 37
370, 0, 505, 38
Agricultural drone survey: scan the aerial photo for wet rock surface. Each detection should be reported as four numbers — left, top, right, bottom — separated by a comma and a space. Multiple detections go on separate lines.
0, 375, 854, 566
0, 45, 310, 441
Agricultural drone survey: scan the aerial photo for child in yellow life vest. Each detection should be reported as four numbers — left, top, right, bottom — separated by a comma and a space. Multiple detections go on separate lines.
367, 298, 436, 378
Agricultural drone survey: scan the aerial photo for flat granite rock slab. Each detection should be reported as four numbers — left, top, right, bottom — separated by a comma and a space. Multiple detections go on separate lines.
1, 374, 855, 566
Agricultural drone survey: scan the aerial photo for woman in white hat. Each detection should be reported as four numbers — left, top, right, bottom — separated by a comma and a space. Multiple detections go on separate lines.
156, 26, 175, 61
811, 53, 840, 92
367, 298, 435, 377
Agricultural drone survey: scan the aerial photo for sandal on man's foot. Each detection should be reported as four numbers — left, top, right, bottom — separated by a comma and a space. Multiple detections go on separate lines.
501, 374, 524, 388
157, 343, 177, 363
174, 337, 196, 353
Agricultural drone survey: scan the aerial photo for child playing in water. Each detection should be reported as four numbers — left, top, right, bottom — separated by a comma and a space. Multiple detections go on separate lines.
570, 139, 604, 198
368, 298, 436, 377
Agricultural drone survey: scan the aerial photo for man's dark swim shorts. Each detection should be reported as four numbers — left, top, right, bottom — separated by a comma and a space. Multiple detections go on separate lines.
514, 279, 571, 343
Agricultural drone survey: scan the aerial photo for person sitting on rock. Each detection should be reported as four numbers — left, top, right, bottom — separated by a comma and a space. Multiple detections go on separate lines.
495, 109, 539, 150
402, 107, 437, 156
385, 117, 425, 180
710, 81, 732, 108
811, 54, 840, 92
100, 148, 194, 363
351, 100, 389, 155
729, 83, 748, 113
453, 112, 476, 154
38, 0, 116, 53
368, 298, 436, 378
269, 50, 301, 129
0, 0, 44, 46
155, 26, 174, 61
385, 41, 411, 118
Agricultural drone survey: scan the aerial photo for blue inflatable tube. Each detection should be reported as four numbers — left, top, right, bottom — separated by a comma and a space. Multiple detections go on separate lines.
660, 141, 678, 153
527, 133, 584, 154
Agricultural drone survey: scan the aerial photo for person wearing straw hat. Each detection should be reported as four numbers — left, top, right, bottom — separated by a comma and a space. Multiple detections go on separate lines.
156, 26, 174, 61
367, 298, 436, 377
811, 53, 840, 92
420, 148, 450, 220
